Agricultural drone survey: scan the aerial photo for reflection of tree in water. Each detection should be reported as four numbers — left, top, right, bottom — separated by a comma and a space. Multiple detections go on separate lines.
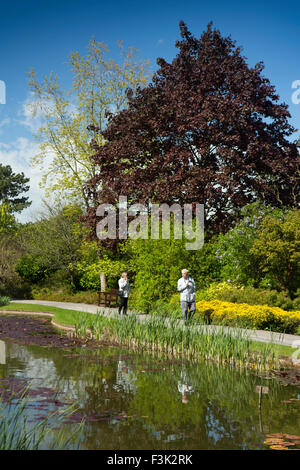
23, 348, 300, 449
125, 360, 300, 449
0, 341, 32, 380
2, 341, 300, 450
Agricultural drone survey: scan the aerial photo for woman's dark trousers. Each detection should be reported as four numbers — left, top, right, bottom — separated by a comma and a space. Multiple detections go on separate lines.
118, 296, 128, 315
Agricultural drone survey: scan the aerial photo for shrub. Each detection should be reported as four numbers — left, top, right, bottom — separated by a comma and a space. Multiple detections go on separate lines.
123, 225, 221, 313
15, 254, 55, 284
0, 296, 10, 306
32, 287, 98, 305
149, 298, 182, 318
215, 203, 284, 287
194, 282, 300, 311
250, 209, 300, 296
195, 299, 300, 334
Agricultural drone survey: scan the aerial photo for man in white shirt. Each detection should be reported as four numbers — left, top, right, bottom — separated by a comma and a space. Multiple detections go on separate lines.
177, 269, 196, 323
177, 367, 194, 404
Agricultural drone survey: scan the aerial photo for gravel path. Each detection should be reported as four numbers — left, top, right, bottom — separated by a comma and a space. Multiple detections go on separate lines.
10, 299, 300, 348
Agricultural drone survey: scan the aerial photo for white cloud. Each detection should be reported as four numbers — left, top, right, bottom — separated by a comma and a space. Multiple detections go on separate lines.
16, 92, 45, 133
0, 118, 10, 129
16, 92, 79, 133
156, 39, 164, 46
0, 92, 83, 223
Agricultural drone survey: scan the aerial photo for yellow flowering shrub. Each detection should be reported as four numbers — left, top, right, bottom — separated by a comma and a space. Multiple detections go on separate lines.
195, 299, 300, 333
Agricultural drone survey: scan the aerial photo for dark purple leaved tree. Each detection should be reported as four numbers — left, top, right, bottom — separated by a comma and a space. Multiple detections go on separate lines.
86, 21, 300, 235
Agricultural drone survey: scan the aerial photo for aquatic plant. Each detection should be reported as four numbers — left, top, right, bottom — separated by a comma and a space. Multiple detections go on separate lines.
264, 433, 300, 450
74, 312, 279, 370
0, 386, 83, 450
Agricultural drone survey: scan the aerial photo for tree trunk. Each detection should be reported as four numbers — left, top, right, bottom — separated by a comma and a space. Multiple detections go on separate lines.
100, 270, 106, 292
97, 243, 107, 291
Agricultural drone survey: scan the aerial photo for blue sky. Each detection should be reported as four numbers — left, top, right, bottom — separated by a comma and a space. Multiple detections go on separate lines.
0, 0, 299, 221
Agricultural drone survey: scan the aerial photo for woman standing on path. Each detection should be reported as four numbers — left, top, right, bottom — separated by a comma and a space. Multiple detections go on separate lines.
118, 272, 131, 315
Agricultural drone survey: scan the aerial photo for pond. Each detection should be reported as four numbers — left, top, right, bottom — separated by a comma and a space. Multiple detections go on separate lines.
0, 338, 299, 450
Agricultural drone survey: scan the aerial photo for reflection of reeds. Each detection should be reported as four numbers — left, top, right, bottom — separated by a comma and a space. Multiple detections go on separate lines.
74, 313, 278, 370
0, 386, 83, 450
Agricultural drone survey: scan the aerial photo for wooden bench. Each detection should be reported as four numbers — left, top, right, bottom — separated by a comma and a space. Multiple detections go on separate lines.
97, 289, 119, 308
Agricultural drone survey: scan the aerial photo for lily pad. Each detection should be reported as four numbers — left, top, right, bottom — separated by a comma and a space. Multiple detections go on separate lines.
269, 445, 289, 450
283, 434, 300, 440
264, 438, 284, 445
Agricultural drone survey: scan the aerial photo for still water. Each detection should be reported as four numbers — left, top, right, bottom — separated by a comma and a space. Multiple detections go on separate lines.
0, 339, 299, 450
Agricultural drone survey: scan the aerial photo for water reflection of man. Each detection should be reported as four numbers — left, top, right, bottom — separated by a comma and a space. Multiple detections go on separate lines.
177, 367, 194, 404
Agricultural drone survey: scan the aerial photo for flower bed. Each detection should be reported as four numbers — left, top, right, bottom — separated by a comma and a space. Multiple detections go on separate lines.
195, 299, 300, 334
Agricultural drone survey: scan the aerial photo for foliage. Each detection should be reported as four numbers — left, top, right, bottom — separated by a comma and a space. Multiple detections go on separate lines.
74, 240, 129, 290
32, 287, 98, 304
250, 209, 300, 296
120, 214, 222, 312
28, 39, 151, 208
0, 295, 10, 306
74, 312, 278, 370
0, 230, 31, 298
146, 298, 182, 318
1, 302, 296, 357
0, 163, 31, 213
0, 203, 18, 237
28, 40, 151, 291
215, 202, 285, 287
0, 390, 83, 450
90, 22, 299, 235
15, 202, 88, 289
195, 299, 300, 334
124, 232, 199, 313
192, 235, 221, 287
193, 281, 300, 311
15, 253, 55, 284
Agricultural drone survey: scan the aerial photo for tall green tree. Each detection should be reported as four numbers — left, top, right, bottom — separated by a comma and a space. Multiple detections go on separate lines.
28, 39, 151, 290
28, 39, 151, 208
0, 164, 31, 213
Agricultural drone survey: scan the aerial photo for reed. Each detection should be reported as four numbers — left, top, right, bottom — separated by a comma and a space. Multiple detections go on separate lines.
0, 387, 83, 450
74, 312, 279, 370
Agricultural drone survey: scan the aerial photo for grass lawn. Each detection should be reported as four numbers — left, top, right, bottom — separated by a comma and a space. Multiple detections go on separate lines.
248, 341, 296, 359
0, 303, 85, 327
0, 303, 298, 359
